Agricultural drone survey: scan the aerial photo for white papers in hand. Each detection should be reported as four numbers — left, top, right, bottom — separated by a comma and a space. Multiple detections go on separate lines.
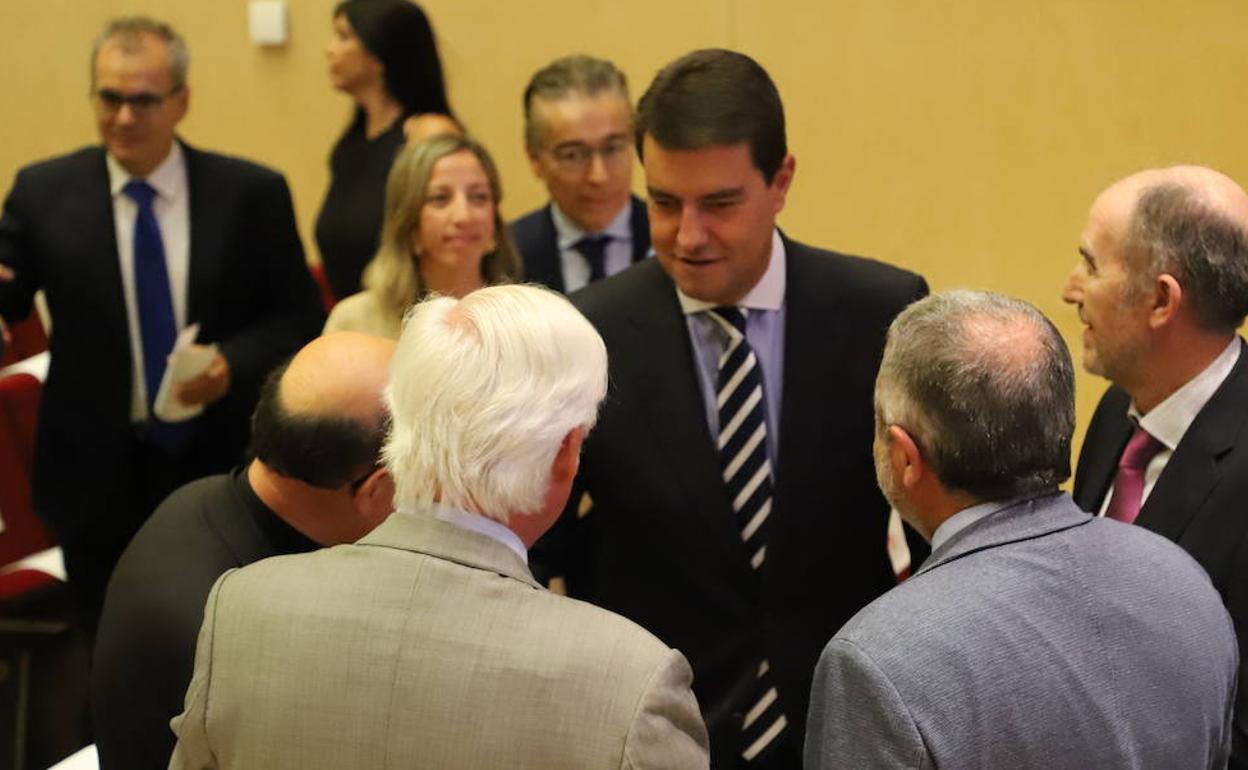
153, 323, 216, 423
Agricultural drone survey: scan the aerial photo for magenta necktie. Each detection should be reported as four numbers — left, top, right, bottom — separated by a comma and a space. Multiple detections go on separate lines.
1105, 426, 1165, 524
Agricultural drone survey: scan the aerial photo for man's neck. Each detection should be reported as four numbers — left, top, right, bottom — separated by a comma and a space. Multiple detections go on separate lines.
247, 460, 341, 547
1126, 330, 1235, 413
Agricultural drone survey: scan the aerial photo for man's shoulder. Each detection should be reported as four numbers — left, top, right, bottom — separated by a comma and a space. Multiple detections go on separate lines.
10, 146, 105, 188
509, 204, 551, 236
181, 142, 287, 186
569, 258, 670, 320
785, 237, 925, 297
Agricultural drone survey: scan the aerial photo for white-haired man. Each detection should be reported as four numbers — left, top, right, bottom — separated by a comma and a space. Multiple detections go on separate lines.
169, 285, 710, 769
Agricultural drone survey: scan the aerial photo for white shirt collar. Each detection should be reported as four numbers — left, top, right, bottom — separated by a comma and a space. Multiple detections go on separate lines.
106, 140, 186, 201
551, 198, 633, 250
400, 500, 529, 564
676, 230, 786, 315
1132, 337, 1241, 450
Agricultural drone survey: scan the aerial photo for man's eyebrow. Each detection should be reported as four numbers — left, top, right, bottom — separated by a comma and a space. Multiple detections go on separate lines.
701, 187, 746, 202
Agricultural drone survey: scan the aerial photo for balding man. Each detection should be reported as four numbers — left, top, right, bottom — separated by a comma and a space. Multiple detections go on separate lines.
1063, 166, 1248, 766
169, 285, 708, 769
91, 332, 395, 770
805, 291, 1236, 769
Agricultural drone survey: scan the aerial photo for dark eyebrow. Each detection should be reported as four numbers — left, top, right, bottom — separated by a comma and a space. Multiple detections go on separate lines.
1078, 246, 1096, 263
701, 187, 746, 203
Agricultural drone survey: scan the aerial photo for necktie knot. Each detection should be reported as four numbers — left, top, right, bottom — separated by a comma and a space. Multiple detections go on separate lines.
124, 179, 157, 209
573, 234, 611, 282
708, 306, 748, 340
1119, 426, 1164, 472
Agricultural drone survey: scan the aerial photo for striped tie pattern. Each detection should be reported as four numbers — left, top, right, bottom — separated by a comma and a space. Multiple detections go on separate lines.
706, 307, 789, 763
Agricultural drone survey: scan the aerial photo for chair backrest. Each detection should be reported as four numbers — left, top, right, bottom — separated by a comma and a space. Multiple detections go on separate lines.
0, 373, 54, 565
0, 313, 49, 369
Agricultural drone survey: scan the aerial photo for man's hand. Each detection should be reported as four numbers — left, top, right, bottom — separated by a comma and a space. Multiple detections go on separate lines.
175, 349, 230, 407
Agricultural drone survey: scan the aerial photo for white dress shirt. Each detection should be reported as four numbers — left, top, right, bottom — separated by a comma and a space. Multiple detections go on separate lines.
1098, 337, 1241, 515
106, 143, 190, 422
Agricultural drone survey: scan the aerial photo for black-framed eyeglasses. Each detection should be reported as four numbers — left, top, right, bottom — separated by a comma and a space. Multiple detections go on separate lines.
545, 137, 631, 172
91, 87, 182, 115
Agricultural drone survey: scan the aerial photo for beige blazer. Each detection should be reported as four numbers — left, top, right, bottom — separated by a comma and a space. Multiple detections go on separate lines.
322, 290, 402, 339
168, 511, 709, 769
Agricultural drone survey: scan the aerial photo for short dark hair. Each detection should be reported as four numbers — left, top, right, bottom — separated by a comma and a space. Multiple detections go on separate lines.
1124, 182, 1248, 332
876, 291, 1074, 501
335, 0, 453, 123
635, 49, 786, 183
249, 362, 387, 489
522, 55, 630, 152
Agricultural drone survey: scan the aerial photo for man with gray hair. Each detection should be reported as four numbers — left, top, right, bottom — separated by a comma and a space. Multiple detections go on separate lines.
1064, 165, 1248, 767
0, 16, 322, 628
169, 285, 710, 769
511, 54, 650, 292
805, 290, 1237, 769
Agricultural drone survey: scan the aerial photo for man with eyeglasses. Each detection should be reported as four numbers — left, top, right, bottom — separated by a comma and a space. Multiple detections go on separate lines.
0, 16, 323, 632
92, 331, 395, 770
511, 55, 650, 293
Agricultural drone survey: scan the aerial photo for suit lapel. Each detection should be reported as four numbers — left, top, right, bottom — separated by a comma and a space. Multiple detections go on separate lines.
538, 206, 565, 292
621, 265, 748, 565
628, 194, 651, 263
1137, 340, 1248, 541
775, 239, 847, 502
82, 149, 131, 349
1072, 387, 1132, 512
182, 141, 224, 329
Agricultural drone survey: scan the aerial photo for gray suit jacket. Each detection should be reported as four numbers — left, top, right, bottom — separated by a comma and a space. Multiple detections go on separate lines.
804, 492, 1237, 770
169, 511, 709, 769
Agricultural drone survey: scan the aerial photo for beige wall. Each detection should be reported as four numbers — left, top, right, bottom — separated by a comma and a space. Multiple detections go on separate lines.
3, 0, 1247, 461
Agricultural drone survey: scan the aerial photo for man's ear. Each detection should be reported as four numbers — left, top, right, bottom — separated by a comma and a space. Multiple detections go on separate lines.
551, 426, 585, 486
1148, 273, 1184, 330
353, 468, 395, 531
886, 424, 925, 490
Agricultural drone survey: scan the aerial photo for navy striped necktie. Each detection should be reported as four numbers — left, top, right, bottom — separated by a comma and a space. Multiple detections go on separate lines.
705, 306, 789, 763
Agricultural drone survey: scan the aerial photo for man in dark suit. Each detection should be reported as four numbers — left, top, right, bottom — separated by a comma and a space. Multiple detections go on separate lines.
807, 290, 1237, 769
531, 49, 928, 768
0, 16, 323, 627
511, 55, 649, 292
1064, 165, 1248, 768
91, 331, 395, 770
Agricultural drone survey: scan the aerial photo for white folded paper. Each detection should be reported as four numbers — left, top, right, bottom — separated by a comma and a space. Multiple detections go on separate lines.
153, 323, 217, 423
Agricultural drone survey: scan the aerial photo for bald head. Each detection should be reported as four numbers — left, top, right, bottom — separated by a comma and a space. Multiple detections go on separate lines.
876, 290, 1074, 501
279, 332, 395, 425
251, 332, 396, 489
1097, 165, 1248, 332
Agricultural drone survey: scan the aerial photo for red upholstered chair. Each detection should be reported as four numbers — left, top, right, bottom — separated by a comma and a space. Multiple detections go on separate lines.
0, 373, 90, 769
0, 314, 49, 370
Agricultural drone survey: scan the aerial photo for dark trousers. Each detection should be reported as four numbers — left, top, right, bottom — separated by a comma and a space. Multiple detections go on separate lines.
57, 433, 188, 638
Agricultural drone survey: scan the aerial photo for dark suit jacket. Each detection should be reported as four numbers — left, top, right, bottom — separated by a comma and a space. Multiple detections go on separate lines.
532, 237, 928, 766
510, 195, 650, 292
91, 469, 318, 770
0, 142, 323, 535
1074, 338, 1248, 767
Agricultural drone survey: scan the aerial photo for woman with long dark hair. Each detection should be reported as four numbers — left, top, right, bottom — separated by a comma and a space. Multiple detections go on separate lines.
315, 0, 461, 301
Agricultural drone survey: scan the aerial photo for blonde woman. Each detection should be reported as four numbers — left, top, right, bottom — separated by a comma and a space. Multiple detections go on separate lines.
325, 135, 521, 337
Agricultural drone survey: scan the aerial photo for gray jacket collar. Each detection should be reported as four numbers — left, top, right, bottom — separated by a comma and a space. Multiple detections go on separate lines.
357, 511, 542, 590
918, 491, 1093, 576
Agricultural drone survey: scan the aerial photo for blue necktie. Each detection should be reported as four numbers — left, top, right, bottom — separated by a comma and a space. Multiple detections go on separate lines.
124, 180, 185, 450
573, 234, 611, 283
